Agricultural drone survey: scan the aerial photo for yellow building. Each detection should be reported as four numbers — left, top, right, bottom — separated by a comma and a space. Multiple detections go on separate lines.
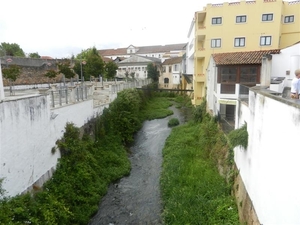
193, 0, 300, 105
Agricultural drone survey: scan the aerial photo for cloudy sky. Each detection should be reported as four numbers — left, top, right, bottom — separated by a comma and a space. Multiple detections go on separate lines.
0, 0, 293, 58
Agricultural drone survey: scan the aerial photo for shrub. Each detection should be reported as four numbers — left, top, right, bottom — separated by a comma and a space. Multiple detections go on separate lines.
168, 118, 179, 127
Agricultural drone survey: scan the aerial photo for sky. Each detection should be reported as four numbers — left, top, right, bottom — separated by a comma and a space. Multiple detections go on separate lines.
0, 0, 294, 58
0, 0, 224, 58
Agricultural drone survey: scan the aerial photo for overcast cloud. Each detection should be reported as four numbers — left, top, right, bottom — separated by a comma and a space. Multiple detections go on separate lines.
0, 0, 294, 58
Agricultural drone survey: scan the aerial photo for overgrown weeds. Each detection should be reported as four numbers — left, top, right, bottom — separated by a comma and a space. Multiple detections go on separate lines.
0, 89, 181, 225
160, 102, 240, 224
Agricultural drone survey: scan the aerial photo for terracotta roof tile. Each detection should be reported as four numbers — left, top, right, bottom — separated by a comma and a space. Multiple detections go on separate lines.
162, 57, 183, 65
212, 49, 280, 65
101, 56, 113, 63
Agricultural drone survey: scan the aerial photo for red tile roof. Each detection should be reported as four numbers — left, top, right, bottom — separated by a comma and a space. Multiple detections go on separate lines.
162, 57, 182, 65
101, 56, 113, 63
212, 49, 280, 65
41, 56, 54, 59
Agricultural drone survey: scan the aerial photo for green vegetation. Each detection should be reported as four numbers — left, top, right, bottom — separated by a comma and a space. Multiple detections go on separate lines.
57, 59, 76, 79
160, 101, 240, 225
228, 123, 248, 149
0, 91, 241, 224
146, 62, 160, 82
1, 64, 21, 82
0, 42, 25, 57
0, 89, 177, 225
28, 52, 41, 58
168, 118, 179, 127
140, 96, 173, 121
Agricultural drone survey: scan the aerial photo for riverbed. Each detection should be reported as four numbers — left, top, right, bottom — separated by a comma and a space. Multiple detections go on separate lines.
88, 105, 186, 225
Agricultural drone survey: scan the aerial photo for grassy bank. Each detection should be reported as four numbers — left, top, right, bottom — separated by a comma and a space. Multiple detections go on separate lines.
160, 102, 240, 224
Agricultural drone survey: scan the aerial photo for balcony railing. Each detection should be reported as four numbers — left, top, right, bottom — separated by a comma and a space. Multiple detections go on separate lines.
194, 73, 205, 82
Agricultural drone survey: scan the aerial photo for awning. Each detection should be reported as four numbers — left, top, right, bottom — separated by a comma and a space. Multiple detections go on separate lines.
218, 99, 237, 105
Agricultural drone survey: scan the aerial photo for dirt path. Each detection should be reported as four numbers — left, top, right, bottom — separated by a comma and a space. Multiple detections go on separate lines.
88, 105, 185, 225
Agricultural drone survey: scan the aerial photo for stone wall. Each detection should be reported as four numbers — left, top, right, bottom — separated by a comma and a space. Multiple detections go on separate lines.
0, 57, 67, 86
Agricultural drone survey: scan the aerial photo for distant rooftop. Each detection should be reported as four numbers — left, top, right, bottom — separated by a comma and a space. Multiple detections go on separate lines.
98, 43, 187, 56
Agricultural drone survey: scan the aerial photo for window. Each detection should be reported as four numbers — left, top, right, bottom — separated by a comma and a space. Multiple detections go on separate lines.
220, 67, 237, 83
262, 13, 273, 21
169, 66, 172, 72
211, 39, 221, 48
218, 67, 238, 94
284, 15, 294, 23
163, 66, 166, 72
236, 15, 246, 23
212, 17, 222, 24
240, 67, 258, 83
174, 64, 178, 71
260, 36, 272, 46
234, 37, 245, 47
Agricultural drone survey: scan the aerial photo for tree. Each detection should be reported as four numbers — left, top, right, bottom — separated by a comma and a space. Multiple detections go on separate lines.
57, 59, 76, 79
44, 69, 58, 83
2, 64, 21, 82
73, 47, 105, 81
0, 42, 25, 57
85, 47, 105, 80
130, 72, 135, 79
105, 61, 118, 79
28, 52, 41, 58
146, 63, 160, 82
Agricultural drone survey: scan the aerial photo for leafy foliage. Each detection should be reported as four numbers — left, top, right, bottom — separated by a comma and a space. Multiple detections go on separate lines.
146, 63, 160, 82
2, 64, 21, 82
193, 98, 209, 123
57, 59, 76, 79
84, 48, 105, 79
94, 89, 143, 145
104, 61, 118, 79
168, 118, 179, 127
73, 47, 105, 80
28, 52, 41, 58
228, 123, 248, 149
44, 69, 58, 80
0, 42, 25, 57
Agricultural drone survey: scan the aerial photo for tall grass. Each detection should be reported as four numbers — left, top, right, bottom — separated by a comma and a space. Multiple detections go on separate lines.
160, 119, 240, 224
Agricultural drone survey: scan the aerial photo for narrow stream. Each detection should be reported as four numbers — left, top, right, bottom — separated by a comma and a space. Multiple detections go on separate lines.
88, 105, 186, 225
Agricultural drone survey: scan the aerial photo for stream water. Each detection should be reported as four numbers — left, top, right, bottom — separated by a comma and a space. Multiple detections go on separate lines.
88, 105, 188, 225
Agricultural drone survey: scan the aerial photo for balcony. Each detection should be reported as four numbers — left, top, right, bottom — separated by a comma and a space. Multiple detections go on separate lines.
192, 96, 204, 105
196, 30, 206, 40
197, 11, 206, 23
194, 73, 206, 82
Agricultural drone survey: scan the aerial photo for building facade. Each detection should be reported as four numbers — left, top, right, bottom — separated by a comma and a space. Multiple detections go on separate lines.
193, 0, 300, 105
159, 57, 182, 89
98, 44, 186, 62
116, 55, 161, 79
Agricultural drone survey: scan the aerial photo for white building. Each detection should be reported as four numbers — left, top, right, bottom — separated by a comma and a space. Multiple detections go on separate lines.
98, 43, 186, 62
205, 42, 300, 224
116, 55, 161, 80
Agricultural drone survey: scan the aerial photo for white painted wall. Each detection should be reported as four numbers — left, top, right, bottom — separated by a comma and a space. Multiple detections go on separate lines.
235, 91, 300, 225
0, 79, 151, 197
272, 42, 300, 87
186, 18, 195, 75
0, 95, 100, 197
